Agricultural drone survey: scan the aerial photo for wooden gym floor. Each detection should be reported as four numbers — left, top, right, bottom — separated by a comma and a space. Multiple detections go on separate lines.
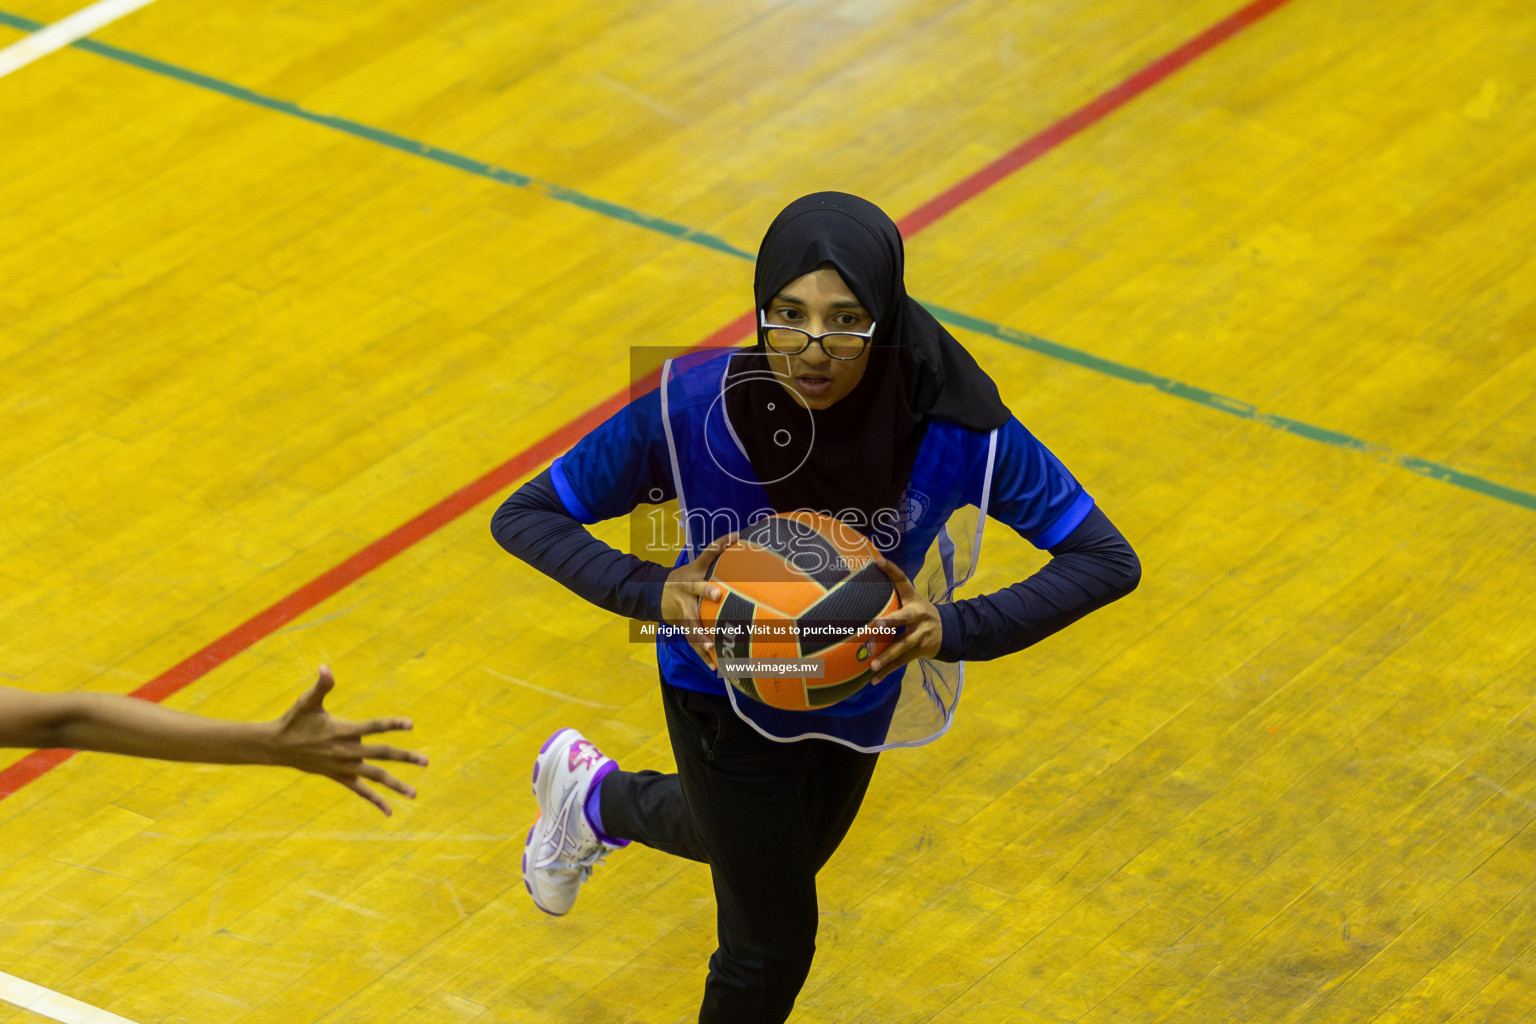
2, 0, 1534, 1021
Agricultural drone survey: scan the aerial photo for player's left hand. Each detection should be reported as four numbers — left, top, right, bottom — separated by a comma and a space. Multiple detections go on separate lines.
867, 555, 942, 684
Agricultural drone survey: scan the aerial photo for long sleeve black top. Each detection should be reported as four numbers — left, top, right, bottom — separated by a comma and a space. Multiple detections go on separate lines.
491, 468, 1139, 664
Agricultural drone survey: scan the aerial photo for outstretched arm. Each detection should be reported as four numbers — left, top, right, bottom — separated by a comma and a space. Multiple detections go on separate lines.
0, 667, 427, 815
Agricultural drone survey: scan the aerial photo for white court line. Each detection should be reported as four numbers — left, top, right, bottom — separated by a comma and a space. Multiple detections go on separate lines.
306, 889, 386, 920
484, 667, 624, 709
0, 969, 143, 1024
0, 0, 159, 80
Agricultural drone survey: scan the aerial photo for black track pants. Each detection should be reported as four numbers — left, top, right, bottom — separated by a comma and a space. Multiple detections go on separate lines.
600, 682, 879, 1024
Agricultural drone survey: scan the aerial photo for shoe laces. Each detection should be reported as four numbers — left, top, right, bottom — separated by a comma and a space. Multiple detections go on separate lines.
568, 844, 612, 883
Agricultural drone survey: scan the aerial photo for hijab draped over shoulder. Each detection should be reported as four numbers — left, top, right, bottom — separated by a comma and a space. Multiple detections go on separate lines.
725, 191, 1009, 528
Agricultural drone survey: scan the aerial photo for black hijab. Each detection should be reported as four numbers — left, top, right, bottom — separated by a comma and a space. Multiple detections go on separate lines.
725, 192, 1009, 528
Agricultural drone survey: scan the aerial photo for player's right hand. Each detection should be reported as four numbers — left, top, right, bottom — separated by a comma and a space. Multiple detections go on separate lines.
661, 534, 734, 668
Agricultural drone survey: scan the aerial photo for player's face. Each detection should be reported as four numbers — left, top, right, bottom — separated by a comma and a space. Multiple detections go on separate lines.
762, 266, 873, 411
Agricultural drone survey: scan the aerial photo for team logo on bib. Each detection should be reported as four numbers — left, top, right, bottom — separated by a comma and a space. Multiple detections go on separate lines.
895, 490, 930, 532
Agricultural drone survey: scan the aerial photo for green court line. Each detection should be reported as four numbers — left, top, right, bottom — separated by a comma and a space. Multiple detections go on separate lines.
0, 9, 753, 260
4, 7, 1532, 516
929, 304, 1536, 513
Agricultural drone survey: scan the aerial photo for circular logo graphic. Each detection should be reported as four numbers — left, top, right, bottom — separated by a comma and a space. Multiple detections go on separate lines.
895, 490, 930, 531
703, 368, 817, 486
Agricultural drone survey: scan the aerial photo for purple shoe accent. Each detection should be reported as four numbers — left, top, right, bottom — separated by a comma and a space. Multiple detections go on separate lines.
526, 819, 562, 918
583, 760, 630, 848
523, 821, 558, 914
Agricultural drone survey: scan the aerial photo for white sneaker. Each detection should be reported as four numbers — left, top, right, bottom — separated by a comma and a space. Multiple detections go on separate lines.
523, 727, 624, 916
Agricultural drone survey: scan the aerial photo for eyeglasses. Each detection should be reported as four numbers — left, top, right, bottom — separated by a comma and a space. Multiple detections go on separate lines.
758, 310, 877, 361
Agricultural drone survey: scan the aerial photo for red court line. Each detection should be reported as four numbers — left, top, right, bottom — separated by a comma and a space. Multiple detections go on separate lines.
898, 0, 1297, 236
0, 0, 1294, 800
0, 321, 749, 799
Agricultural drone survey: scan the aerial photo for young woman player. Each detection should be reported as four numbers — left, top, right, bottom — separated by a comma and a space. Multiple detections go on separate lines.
493, 192, 1140, 1022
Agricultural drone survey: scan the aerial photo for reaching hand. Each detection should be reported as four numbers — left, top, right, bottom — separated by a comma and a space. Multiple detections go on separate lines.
660, 534, 735, 669
868, 555, 943, 684
271, 667, 428, 816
